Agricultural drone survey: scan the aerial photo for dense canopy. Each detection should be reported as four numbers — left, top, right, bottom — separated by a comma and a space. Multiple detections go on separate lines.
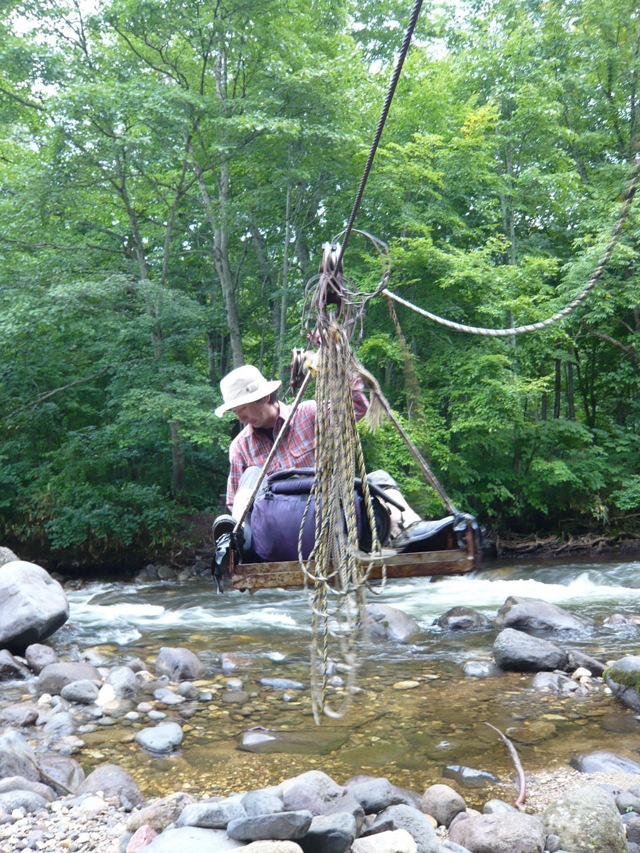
1, 0, 638, 567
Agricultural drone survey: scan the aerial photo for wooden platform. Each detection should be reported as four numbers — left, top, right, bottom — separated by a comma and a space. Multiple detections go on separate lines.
229, 546, 477, 591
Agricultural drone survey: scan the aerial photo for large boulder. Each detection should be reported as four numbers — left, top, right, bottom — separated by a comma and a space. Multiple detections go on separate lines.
364, 605, 422, 643
543, 785, 627, 853
494, 596, 592, 635
571, 750, 640, 774
493, 628, 568, 672
448, 811, 545, 853
0, 561, 69, 651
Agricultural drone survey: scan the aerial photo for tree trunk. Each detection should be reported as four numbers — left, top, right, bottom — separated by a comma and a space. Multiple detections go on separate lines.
553, 358, 561, 419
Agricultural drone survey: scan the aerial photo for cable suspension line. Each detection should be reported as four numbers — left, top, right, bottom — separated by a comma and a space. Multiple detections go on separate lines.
337, 0, 425, 269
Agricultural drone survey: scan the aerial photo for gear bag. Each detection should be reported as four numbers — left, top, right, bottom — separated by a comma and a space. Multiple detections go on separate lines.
246, 468, 391, 563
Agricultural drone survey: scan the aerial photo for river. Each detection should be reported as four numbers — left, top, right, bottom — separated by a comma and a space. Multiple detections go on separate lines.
49, 556, 640, 805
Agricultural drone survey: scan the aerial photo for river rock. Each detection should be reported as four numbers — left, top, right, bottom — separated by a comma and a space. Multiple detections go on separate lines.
0, 729, 39, 781
434, 607, 492, 631
42, 709, 77, 738
365, 604, 422, 643
604, 654, 640, 711
227, 810, 313, 841
0, 547, 18, 566
543, 784, 627, 853
449, 811, 545, 853
39, 753, 85, 794
352, 828, 418, 852
139, 825, 244, 851
362, 803, 440, 853
154, 647, 204, 681
126, 791, 197, 832
134, 720, 184, 754
442, 766, 500, 788
531, 672, 572, 693
565, 648, 606, 676
1, 703, 39, 727
239, 726, 348, 755
494, 596, 591, 634
176, 797, 246, 828
0, 649, 32, 680
260, 677, 305, 690
126, 824, 158, 852
235, 845, 304, 852
107, 665, 139, 699
61, 678, 100, 704
36, 661, 101, 695
0, 788, 48, 813
570, 749, 640, 774
421, 783, 466, 827
78, 763, 144, 809
242, 789, 285, 817
463, 660, 502, 677
0, 561, 70, 651
492, 628, 568, 672
304, 810, 357, 852
344, 775, 407, 813
0, 774, 56, 801
280, 770, 341, 797
24, 642, 59, 674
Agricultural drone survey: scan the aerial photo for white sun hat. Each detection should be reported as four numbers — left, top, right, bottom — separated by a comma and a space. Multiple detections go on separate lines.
215, 365, 282, 417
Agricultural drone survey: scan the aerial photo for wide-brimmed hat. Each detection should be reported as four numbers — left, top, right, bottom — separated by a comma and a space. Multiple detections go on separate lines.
215, 365, 281, 417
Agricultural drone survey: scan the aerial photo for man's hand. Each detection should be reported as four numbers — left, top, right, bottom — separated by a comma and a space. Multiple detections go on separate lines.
290, 347, 319, 389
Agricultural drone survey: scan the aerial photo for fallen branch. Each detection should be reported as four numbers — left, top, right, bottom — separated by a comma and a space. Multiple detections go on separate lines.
484, 721, 526, 810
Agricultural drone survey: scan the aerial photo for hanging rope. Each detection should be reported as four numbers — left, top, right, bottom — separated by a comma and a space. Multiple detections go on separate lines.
301, 321, 384, 723
382, 152, 640, 338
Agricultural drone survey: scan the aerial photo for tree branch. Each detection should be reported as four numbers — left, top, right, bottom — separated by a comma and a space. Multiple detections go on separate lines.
6, 369, 108, 419
484, 722, 526, 809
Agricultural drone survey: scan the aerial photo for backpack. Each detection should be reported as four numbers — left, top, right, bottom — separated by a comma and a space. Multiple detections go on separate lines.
245, 468, 390, 563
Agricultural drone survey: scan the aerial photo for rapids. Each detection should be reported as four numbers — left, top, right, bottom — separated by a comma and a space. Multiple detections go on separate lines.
43, 557, 640, 805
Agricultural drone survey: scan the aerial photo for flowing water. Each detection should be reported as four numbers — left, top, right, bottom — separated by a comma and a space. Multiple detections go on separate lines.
47, 557, 640, 804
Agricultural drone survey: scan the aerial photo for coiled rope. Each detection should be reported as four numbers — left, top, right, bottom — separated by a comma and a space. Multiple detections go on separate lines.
301, 322, 383, 723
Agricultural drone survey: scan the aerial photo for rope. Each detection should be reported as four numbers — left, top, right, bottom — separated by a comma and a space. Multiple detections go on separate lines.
337, 0, 425, 269
382, 152, 640, 338
301, 322, 383, 722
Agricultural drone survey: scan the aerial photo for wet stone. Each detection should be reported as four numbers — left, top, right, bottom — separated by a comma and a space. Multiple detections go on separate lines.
238, 727, 349, 755
222, 691, 249, 704
442, 766, 501, 788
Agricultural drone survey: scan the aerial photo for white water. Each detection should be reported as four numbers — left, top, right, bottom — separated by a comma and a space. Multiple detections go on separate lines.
59, 558, 640, 655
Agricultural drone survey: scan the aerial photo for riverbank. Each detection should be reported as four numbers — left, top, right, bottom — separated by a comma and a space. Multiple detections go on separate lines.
2, 762, 640, 853
493, 531, 640, 561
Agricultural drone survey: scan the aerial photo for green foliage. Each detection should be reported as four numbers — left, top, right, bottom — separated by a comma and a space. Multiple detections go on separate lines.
42, 482, 177, 555
0, 0, 638, 567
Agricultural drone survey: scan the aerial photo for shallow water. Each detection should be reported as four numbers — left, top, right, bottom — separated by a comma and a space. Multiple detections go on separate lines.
46, 557, 640, 805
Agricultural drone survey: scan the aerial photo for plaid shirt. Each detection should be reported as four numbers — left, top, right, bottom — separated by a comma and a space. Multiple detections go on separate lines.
225, 382, 369, 510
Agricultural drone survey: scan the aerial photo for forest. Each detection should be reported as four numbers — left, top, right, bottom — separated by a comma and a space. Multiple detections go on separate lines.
0, 0, 638, 568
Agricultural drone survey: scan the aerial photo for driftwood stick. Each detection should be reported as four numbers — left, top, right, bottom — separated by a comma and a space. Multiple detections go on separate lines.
484, 721, 526, 809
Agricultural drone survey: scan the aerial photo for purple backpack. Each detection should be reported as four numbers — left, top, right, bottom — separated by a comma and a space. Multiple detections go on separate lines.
248, 468, 367, 562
